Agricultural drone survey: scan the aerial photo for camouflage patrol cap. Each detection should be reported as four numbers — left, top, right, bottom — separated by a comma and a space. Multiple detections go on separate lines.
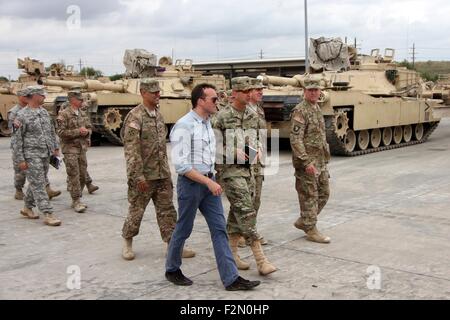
303, 75, 323, 90
140, 78, 160, 93
249, 77, 265, 89
26, 85, 47, 96
16, 88, 30, 97
67, 90, 83, 100
231, 76, 253, 91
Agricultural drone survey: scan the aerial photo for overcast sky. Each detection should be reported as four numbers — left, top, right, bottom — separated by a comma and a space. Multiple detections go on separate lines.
1, 0, 449, 79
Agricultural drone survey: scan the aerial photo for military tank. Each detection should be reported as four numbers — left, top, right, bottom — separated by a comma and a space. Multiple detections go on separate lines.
38, 49, 227, 145
0, 85, 18, 136
258, 37, 447, 156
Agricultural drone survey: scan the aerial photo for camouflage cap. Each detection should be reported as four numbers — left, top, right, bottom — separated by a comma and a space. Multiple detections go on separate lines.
26, 85, 47, 96
16, 88, 30, 97
140, 78, 160, 93
231, 76, 253, 91
249, 77, 265, 89
303, 75, 323, 90
67, 90, 83, 100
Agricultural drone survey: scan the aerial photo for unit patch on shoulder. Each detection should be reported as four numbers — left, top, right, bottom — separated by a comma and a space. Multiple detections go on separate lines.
128, 121, 141, 131
292, 112, 305, 124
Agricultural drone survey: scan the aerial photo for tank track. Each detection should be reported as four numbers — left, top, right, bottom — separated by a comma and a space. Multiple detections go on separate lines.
90, 107, 134, 146
325, 116, 440, 156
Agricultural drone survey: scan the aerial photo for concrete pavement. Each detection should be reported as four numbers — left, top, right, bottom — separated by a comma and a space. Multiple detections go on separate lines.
1, 119, 449, 300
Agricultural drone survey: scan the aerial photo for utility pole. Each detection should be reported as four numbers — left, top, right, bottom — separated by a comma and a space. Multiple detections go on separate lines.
78, 59, 83, 73
411, 43, 416, 68
259, 49, 264, 59
304, 0, 309, 73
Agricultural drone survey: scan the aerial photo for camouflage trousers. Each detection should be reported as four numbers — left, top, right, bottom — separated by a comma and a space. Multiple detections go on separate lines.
85, 171, 93, 185
295, 169, 330, 231
12, 154, 26, 190
223, 174, 259, 244
63, 152, 87, 200
12, 154, 50, 190
122, 178, 177, 242
254, 174, 264, 214
24, 157, 53, 213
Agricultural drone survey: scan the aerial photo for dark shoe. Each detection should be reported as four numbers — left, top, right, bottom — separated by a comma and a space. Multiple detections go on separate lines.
165, 269, 193, 286
225, 276, 261, 291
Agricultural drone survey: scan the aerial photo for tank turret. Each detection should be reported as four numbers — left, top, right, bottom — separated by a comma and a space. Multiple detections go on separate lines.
41, 49, 227, 145
258, 36, 444, 156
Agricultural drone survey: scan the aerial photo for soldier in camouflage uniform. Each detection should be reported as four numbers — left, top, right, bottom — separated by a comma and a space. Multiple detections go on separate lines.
8, 88, 61, 201
8, 88, 29, 200
121, 79, 195, 260
290, 76, 331, 243
240, 77, 269, 247
13, 86, 62, 226
59, 100, 99, 195
57, 90, 92, 213
213, 76, 276, 275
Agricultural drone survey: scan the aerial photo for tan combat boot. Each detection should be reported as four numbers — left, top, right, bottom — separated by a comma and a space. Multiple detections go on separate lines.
250, 240, 277, 276
46, 185, 61, 200
257, 233, 268, 245
122, 238, 135, 260
20, 207, 39, 219
15, 189, 24, 200
182, 246, 196, 258
43, 213, 61, 226
165, 244, 196, 258
229, 234, 250, 270
305, 226, 331, 244
237, 236, 246, 248
294, 217, 308, 232
86, 183, 99, 194
71, 199, 87, 213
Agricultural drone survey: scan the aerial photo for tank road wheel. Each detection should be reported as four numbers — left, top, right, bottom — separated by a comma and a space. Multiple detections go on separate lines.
103, 108, 123, 131
370, 128, 382, 148
333, 111, 349, 139
414, 123, 424, 141
403, 125, 413, 143
0, 120, 12, 137
382, 127, 393, 146
393, 126, 403, 144
344, 129, 357, 153
357, 130, 370, 150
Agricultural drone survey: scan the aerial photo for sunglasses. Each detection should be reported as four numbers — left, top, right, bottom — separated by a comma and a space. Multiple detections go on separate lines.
203, 96, 218, 103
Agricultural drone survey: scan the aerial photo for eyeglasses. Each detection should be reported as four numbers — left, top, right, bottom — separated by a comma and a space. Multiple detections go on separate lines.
203, 96, 218, 103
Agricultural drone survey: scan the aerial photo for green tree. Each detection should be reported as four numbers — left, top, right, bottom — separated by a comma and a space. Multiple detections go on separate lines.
80, 67, 103, 78
0, 76, 9, 82
398, 59, 415, 70
109, 74, 124, 81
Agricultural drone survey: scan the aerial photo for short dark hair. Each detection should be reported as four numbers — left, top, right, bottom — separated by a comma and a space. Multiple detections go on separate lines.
191, 83, 217, 108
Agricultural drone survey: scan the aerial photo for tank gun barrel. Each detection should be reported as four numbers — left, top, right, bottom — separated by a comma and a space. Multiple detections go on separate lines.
0, 87, 11, 94
38, 78, 126, 92
258, 75, 303, 87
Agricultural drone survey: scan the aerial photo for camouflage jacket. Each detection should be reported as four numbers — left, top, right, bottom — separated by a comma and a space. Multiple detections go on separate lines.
290, 100, 330, 172
249, 103, 266, 176
56, 106, 92, 154
13, 106, 59, 163
212, 103, 261, 179
7, 104, 24, 149
122, 103, 170, 183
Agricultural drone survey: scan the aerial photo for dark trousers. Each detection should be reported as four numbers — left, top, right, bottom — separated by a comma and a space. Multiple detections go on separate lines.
166, 175, 239, 287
